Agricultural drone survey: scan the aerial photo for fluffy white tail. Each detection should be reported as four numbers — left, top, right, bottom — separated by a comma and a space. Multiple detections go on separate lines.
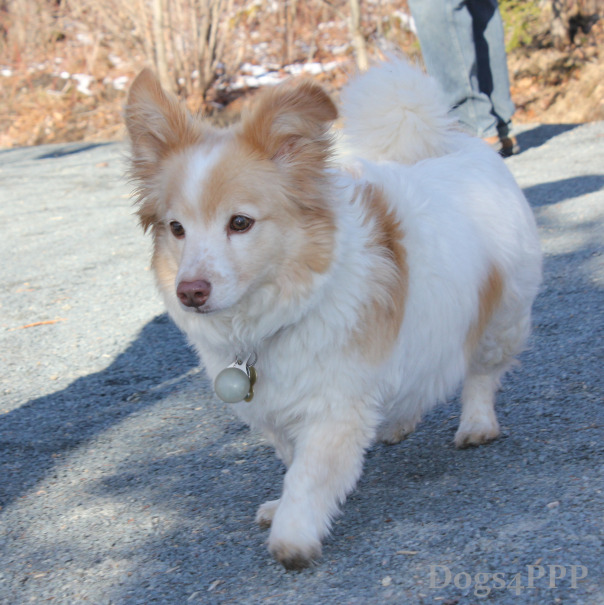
339, 58, 461, 164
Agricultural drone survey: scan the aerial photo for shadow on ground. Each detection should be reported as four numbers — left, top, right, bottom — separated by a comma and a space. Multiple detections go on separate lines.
34, 142, 114, 160
524, 174, 604, 207
515, 124, 580, 154
0, 314, 197, 508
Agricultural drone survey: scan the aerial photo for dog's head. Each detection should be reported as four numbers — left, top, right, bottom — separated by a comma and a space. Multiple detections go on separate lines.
125, 70, 338, 318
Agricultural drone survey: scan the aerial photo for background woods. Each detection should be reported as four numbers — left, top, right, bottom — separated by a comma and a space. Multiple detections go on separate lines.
0, 0, 601, 148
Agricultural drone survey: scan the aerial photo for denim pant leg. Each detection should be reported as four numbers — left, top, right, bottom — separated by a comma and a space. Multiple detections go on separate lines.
408, 0, 515, 137
468, 0, 515, 136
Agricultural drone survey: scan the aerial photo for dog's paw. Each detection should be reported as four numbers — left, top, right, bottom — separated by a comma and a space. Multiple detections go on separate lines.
268, 536, 322, 571
255, 499, 280, 529
454, 417, 500, 448
268, 508, 323, 570
378, 420, 418, 445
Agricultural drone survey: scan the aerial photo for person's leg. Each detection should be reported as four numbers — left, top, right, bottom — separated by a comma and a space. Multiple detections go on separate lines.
467, 0, 515, 137
408, 0, 499, 137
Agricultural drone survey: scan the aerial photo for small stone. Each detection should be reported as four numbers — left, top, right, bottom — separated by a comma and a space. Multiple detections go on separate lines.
381, 575, 392, 587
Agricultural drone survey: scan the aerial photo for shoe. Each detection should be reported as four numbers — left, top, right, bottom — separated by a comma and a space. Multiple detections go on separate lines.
499, 135, 520, 157
483, 134, 519, 158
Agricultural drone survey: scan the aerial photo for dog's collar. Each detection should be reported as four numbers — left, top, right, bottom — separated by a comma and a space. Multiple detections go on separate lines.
214, 352, 257, 403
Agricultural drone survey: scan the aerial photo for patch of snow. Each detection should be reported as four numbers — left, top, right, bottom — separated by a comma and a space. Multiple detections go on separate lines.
318, 20, 347, 31
392, 10, 416, 33
285, 62, 340, 76
108, 54, 125, 68
322, 60, 342, 72
285, 63, 324, 76
232, 70, 285, 89
232, 60, 342, 90
72, 73, 94, 95
240, 62, 270, 77
331, 43, 350, 55
76, 32, 94, 45
112, 76, 129, 91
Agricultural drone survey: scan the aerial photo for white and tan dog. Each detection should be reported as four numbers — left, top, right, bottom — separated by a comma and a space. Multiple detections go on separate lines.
125, 59, 542, 569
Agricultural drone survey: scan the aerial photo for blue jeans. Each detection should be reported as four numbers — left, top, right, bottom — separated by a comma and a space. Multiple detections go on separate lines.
408, 0, 515, 138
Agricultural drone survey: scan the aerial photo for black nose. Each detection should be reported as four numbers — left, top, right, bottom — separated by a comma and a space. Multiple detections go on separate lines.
176, 280, 212, 308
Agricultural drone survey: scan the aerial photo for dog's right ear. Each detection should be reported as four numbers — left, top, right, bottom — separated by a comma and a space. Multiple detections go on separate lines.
125, 69, 200, 166
125, 70, 202, 232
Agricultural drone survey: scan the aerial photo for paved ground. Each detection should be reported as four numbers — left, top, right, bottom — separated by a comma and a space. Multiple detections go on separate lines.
0, 123, 602, 604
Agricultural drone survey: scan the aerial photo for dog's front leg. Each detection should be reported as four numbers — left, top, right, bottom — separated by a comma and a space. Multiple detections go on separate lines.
267, 412, 374, 570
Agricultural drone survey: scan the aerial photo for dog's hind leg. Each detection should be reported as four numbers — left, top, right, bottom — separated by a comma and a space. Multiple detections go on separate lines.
455, 305, 531, 448
454, 371, 502, 448
377, 411, 421, 445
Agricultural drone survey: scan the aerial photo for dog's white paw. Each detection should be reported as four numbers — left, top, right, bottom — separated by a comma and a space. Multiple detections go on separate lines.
268, 533, 322, 571
378, 420, 418, 445
267, 507, 323, 570
255, 499, 280, 529
454, 417, 500, 448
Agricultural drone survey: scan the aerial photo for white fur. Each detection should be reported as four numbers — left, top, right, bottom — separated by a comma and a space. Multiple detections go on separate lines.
338, 58, 461, 164
127, 59, 542, 569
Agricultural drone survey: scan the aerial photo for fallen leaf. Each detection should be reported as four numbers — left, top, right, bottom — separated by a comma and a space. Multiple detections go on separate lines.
396, 550, 419, 555
13, 318, 66, 330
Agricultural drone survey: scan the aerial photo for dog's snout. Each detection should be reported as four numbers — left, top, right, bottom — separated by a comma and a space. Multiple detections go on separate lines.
177, 280, 212, 308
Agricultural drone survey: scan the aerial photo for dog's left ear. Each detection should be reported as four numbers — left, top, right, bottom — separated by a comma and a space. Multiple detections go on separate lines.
241, 79, 338, 163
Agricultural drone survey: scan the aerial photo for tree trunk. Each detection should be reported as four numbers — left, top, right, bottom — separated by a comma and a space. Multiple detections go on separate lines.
152, 0, 172, 91
348, 0, 368, 71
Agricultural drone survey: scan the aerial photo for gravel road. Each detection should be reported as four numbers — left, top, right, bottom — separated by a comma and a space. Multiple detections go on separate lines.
1, 123, 603, 604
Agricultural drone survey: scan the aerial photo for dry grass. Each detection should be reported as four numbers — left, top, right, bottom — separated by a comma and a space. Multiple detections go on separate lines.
0, 0, 601, 149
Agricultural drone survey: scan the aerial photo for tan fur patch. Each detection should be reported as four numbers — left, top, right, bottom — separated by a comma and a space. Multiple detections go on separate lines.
150, 225, 179, 295
239, 80, 337, 232
352, 184, 408, 364
465, 266, 504, 357
241, 79, 338, 160
196, 131, 335, 285
239, 82, 337, 289
194, 81, 337, 297
197, 136, 266, 223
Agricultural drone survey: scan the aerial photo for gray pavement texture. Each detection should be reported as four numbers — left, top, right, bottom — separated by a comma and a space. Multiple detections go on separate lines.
0, 123, 603, 605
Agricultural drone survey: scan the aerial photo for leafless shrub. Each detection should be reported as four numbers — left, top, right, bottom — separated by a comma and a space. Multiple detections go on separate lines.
0, 0, 429, 147
58, 0, 233, 96
1, 0, 64, 65
539, 0, 600, 48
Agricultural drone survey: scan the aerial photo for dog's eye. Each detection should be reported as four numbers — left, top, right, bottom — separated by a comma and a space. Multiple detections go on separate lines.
169, 221, 185, 239
229, 215, 254, 233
